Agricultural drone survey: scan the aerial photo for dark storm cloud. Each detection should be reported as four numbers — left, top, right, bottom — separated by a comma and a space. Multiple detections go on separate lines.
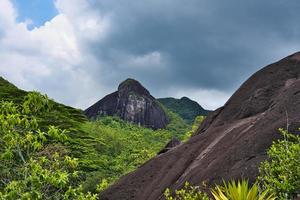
84, 0, 300, 96
4, 0, 300, 110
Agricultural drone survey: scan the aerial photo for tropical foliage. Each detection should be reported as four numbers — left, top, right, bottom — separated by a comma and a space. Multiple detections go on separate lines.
183, 115, 206, 141
0, 92, 96, 199
258, 128, 300, 199
78, 116, 183, 191
165, 180, 275, 200
164, 182, 209, 200
158, 97, 209, 124
0, 77, 194, 195
211, 180, 275, 200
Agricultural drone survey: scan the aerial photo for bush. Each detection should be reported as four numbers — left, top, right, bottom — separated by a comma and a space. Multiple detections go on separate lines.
0, 92, 96, 199
164, 180, 275, 200
211, 180, 275, 200
258, 128, 300, 199
183, 115, 206, 141
164, 182, 209, 200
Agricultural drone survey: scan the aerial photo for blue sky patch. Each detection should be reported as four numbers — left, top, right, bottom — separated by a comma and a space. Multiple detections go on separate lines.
12, 0, 58, 29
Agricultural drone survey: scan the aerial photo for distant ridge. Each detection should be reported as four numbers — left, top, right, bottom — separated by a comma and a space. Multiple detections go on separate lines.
158, 97, 210, 124
84, 79, 169, 130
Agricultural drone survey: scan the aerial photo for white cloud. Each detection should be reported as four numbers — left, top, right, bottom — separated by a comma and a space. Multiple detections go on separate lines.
0, 0, 110, 108
55, 0, 111, 42
0, 0, 16, 30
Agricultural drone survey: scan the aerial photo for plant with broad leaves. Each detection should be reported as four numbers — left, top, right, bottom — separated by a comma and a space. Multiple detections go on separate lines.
258, 128, 300, 199
0, 92, 97, 199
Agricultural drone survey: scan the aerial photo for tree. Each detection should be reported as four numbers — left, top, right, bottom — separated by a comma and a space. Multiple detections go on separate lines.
0, 92, 96, 199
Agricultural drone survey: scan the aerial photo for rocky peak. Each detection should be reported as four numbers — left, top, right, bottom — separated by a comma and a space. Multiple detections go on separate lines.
84, 79, 169, 130
118, 78, 150, 97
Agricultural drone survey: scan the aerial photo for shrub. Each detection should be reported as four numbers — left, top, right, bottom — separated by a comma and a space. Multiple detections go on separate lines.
258, 128, 300, 199
0, 92, 96, 199
164, 182, 209, 200
211, 180, 275, 200
183, 115, 206, 141
164, 180, 275, 200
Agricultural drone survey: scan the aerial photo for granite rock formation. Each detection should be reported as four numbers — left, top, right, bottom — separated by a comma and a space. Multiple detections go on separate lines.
84, 79, 169, 130
101, 52, 300, 200
157, 137, 181, 155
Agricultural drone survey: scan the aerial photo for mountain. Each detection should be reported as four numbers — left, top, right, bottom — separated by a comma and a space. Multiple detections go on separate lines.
84, 78, 169, 130
0, 77, 189, 193
101, 52, 300, 200
158, 97, 210, 124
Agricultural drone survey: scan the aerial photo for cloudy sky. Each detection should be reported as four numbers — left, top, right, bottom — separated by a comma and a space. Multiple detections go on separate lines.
1, 0, 300, 110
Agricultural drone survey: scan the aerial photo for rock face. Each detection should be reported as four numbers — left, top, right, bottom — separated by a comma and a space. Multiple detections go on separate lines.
84, 79, 169, 130
158, 97, 210, 124
157, 137, 182, 155
101, 52, 300, 200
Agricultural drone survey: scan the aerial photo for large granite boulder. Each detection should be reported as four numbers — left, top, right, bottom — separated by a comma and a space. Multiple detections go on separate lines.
101, 52, 300, 200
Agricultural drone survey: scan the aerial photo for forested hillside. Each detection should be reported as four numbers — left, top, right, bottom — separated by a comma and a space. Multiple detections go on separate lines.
0, 77, 192, 196
158, 97, 210, 124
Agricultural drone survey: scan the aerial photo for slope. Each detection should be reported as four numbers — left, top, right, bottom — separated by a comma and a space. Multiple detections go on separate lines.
101, 52, 300, 200
0, 77, 191, 192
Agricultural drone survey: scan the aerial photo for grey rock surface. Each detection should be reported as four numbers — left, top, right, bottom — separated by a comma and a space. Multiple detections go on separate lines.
84, 79, 169, 130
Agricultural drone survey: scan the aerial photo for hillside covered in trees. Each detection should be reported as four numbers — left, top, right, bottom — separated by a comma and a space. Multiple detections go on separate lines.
0, 77, 198, 198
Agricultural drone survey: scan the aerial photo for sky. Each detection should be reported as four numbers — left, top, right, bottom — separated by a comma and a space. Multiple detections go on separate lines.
0, 0, 300, 110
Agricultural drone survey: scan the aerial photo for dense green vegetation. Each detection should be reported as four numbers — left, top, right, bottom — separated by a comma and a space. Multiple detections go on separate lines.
74, 114, 190, 192
258, 129, 300, 199
0, 77, 193, 195
0, 77, 87, 130
158, 97, 209, 124
0, 91, 192, 198
183, 116, 206, 141
0, 92, 97, 199
0, 77, 27, 103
